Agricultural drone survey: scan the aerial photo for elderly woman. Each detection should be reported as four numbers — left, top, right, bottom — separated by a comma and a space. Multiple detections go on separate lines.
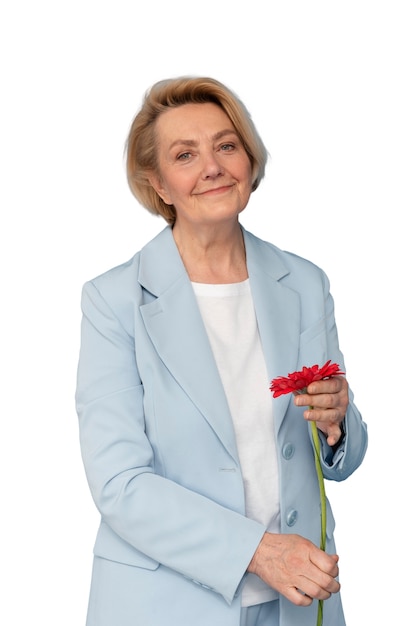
75, 76, 367, 626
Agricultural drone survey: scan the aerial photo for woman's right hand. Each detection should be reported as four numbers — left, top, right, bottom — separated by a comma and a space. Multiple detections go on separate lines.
247, 532, 340, 606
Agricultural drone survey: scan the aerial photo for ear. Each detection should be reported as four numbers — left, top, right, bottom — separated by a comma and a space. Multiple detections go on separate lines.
147, 172, 173, 205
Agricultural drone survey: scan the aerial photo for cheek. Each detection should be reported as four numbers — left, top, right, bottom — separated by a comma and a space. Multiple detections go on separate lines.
243, 162, 254, 193
168, 170, 197, 197
239, 157, 253, 186
155, 172, 184, 205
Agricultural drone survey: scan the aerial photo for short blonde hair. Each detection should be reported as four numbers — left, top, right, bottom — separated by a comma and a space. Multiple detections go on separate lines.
126, 76, 268, 224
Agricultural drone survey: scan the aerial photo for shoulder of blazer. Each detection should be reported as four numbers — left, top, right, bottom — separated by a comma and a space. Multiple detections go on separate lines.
242, 227, 326, 287
81, 227, 190, 339
85, 226, 182, 303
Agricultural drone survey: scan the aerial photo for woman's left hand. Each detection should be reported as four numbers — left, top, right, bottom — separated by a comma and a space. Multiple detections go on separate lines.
294, 377, 349, 446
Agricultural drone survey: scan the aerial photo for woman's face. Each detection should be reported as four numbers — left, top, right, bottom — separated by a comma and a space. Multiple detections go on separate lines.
149, 102, 253, 229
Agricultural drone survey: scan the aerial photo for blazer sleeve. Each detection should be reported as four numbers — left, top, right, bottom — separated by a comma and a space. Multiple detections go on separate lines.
314, 272, 368, 479
75, 279, 265, 605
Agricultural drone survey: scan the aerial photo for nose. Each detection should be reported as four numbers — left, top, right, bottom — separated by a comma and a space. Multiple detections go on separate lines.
201, 151, 224, 179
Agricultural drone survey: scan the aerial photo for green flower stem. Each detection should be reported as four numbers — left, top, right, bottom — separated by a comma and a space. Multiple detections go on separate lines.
310, 419, 326, 550
309, 410, 326, 626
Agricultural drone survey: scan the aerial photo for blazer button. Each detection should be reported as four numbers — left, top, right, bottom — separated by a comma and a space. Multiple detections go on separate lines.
286, 509, 298, 527
282, 442, 295, 460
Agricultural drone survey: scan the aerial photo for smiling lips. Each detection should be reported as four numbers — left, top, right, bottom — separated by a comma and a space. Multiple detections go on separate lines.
196, 184, 234, 196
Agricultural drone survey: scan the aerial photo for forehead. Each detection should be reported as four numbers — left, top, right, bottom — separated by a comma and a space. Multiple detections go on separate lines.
155, 102, 235, 142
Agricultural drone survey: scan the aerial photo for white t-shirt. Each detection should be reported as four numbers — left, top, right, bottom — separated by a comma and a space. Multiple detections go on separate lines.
192, 279, 280, 606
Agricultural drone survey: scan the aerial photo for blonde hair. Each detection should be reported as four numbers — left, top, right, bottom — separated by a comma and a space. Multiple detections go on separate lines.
126, 76, 268, 224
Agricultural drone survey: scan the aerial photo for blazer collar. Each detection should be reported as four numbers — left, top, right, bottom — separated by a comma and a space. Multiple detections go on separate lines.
137, 225, 300, 457
137, 226, 186, 297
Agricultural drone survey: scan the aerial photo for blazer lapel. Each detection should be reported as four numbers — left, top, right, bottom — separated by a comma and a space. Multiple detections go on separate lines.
137, 227, 240, 462
244, 229, 301, 432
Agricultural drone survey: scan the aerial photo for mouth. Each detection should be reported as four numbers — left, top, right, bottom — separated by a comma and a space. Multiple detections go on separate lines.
196, 184, 234, 196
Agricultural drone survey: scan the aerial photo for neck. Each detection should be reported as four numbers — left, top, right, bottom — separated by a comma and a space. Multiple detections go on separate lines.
172, 220, 248, 284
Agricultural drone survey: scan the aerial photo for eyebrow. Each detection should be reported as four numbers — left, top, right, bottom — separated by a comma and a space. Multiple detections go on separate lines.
168, 129, 239, 151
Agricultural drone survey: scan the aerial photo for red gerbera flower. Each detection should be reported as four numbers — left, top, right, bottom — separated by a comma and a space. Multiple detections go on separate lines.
270, 360, 345, 398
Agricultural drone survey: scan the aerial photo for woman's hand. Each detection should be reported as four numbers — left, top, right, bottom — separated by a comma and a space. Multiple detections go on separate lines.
247, 532, 340, 606
294, 376, 349, 446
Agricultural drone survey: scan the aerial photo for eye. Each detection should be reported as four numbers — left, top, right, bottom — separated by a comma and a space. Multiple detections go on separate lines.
177, 151, 192, 161
220, 143, 235, 152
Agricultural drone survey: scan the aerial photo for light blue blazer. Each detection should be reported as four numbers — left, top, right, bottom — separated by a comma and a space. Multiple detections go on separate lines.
76, 225, 368, 626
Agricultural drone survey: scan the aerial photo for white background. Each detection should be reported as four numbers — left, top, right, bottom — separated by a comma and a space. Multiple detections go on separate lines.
1, 1, 417, 624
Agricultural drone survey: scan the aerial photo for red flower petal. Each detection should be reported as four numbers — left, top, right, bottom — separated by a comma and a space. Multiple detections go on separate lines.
270, 361, 345, 398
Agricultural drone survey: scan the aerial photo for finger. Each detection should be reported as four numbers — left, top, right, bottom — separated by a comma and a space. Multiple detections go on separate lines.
298, 575, 340, 601
310, 551, 340, 578
310, 392, 340, 410
307, 377, 345, 395
313, 421, 343, 445
295, 559, 341, 600
282, 587, 314, 607
296, 392, 341, 411
325, 424, 343, 446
